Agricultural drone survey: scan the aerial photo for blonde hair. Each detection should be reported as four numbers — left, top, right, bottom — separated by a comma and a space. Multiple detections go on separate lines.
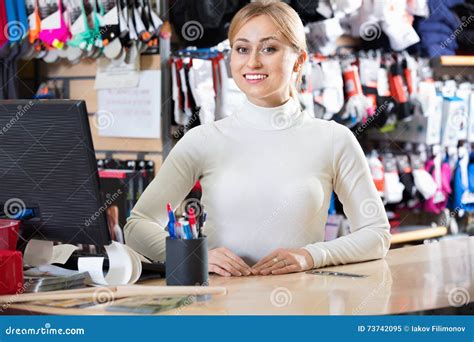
228, 1, 307, 100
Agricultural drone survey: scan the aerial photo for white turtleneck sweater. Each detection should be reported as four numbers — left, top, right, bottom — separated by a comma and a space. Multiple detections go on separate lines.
124, 97, 391, 267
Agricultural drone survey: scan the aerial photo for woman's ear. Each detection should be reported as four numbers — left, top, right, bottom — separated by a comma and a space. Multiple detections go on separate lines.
293, 50, 308, 72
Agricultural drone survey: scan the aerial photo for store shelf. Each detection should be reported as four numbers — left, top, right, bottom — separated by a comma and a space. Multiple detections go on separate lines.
390, 226, 448, 245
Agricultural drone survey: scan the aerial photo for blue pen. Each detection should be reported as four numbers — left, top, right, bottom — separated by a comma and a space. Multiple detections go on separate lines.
183, 221, 193, 240
179, 218, 191, 240
166, 203, 176, 239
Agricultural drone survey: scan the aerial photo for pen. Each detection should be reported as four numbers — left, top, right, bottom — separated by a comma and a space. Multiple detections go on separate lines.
306, 270, 368, 278
198, 212, 207, 237
187, 207, 198, 238
175, 222, 183, 239
166, 203, 176, 239
178, 218, 192, 240
183, 221, 193, 240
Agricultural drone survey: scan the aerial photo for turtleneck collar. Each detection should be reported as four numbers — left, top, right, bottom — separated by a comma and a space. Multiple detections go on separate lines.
233, 96, 303, 131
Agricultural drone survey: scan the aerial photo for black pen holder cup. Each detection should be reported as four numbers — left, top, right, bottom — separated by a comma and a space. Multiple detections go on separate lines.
165, 236, 208, 286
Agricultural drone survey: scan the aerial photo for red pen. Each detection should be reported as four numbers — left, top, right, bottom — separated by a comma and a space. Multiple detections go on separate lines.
187, 207, 198, 238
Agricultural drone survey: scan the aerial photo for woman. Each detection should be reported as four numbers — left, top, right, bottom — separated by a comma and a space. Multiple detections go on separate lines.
124, 1, 390, 277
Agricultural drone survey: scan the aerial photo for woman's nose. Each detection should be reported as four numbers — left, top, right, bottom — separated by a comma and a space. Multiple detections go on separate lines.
247, 51, 262, 69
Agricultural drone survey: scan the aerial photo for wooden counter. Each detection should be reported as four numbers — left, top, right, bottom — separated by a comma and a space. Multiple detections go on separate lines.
5, 237, 473, 315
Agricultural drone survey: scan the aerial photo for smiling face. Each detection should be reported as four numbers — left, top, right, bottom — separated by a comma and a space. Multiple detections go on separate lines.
230, 15, 303, 108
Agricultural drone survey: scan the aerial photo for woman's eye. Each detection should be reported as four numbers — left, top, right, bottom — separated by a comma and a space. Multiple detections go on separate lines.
262, 46, 276, 53
236, 47, 249, 54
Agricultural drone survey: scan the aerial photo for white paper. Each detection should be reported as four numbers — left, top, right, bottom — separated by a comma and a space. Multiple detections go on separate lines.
23, 240, 54, 267
123, 245, 143, 284
78, 257, 109, 285
50, 244, 79, 265
94, 57, 140, 89
96, 70, 161, 138
78, 241, 139, 286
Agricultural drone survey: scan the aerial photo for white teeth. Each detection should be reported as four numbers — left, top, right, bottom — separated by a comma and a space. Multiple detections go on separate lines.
245, 74, 268, 80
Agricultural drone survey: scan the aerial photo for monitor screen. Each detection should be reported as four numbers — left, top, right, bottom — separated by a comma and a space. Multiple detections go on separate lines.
0, 100, 111, 247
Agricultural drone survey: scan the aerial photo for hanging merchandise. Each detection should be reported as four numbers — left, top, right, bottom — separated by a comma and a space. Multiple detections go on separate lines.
1, 0, 30, 99
311, 58, 345, 120
188, 57, 215, 124
341, 63, 373, 127
66, 0, 95, 62
388, 57, 411, 120
99, 0, 122, 59
38, 0, 71, 51
412, 158, 438, 201
24, 0, 44, 58
0, 0, 163, 65
368, 151, 385, 197
422, 146, 452, 214
382, 153, 405, 204
396, 154, 418, 207
170, 46, 244, 131
306, 18, 345, 56
414, 0, 465, 57
379, 0, 420, 52
449, 146, 474, 215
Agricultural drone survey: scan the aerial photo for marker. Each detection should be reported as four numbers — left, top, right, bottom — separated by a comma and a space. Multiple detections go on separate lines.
187, 207, 198, 238
166, 203, 176, 239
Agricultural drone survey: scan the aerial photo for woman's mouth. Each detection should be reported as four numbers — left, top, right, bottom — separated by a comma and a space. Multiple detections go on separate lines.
243, 74, 268, 84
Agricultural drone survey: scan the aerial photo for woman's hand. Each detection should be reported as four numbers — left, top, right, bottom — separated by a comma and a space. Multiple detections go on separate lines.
251, 248, 314, 275
208, 247, 252, 277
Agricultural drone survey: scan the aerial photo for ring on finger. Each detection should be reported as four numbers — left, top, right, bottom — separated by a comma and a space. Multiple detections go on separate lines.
272, 257, 279, 264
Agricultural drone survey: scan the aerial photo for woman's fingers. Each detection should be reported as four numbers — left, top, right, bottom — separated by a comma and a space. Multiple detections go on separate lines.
218, 255, 246, 277
271, 264, 299, 275
254, 253, 286, 274
209, 264, 231, 277
209, 248, 250, 276
252, 251, 279, 272
223, 249, 251, 272
208, 247, 254, 276
260, 259, 288, 275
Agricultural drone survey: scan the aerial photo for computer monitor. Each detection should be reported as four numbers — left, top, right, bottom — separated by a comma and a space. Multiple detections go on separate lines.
0, 100, 111, 248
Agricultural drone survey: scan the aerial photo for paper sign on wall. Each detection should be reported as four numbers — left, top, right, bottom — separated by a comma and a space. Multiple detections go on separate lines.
96, 70, 161, 139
